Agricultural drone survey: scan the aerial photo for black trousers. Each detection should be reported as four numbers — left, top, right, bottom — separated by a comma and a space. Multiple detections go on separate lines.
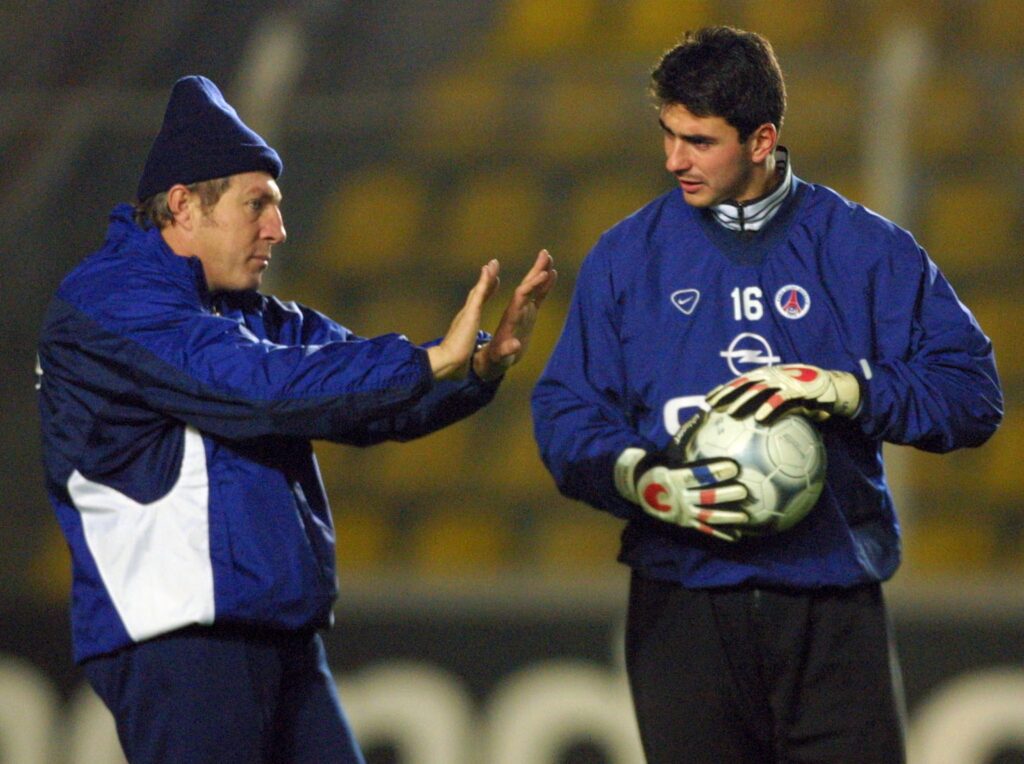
625, 574, 907, 763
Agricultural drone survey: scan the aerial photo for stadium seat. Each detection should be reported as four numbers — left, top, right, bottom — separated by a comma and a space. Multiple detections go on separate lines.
314, 166, 428, 277
910, 69, 986, 161
781, 71, 857, 165
976, 412, 1024, 506
611, 0, 717, 58
441, 167, 545, 269
902, 514, 997, 575
488, 0, 599, 60
533, 511, 624, 574
739, 0, 838, 54
918, 177, 1013, 275
526, 69, 633, 164
556, 174, 663, 267
409, 505, 514, 576
966, 0, 1024, 54
968, 294, 1021, 381
334, 505, 395, 571
349, 294, 450, 349
407, 65, 506, 161
466, 404, 551, 495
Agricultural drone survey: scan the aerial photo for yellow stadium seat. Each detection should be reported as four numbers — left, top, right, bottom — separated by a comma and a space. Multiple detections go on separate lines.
1005, 77, 1024, 161
28, 527, 72, 604
558, 174, 663, 267
966, 0, 1024, 53
968, 294, 1021, 380
407, 65, 506, 161
918, 178, 1013, 275
442, 167, 545, 268
533, 510, 624, 574
740, 0, 838, 54
350, 294, 449, 348
902, 514, 997, 575
488, 0, 599, 60
373, 424, 474, 496
527, 70, 633, 163
409, 506, 514, 576
976, 410, 1024, 506
781, 71, 856, 164
612, 0, 717, 59
850, 0, 947, 49
469, 407, 552, 495
334, 507, 395, 571
910, 69, 985, 160
314, 166, 428, 278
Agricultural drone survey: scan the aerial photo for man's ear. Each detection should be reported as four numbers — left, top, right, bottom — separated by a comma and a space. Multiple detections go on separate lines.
749, 122, 778, 164
165, 185, 195, 229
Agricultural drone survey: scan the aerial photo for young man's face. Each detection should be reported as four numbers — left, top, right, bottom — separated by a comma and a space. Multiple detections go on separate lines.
192, 172, 286, 292
660, 103, 765, 208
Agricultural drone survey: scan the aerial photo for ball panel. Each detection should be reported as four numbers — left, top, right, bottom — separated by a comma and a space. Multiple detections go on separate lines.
684, 411, 826, 536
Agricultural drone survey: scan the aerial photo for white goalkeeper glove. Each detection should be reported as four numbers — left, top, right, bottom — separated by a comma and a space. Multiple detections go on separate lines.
705, 363, 861, 423
614, 415, 749, 542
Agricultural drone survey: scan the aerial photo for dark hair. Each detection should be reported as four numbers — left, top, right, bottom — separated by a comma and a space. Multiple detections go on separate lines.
650, 26, 786, 141
133, 177, 233, 230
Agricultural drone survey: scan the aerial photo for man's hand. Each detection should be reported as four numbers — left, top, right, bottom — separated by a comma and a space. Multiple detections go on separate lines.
705, 364, 861, 423
614, 416, 749, 542
473, 249, 557, 381
427, 260, 500, 380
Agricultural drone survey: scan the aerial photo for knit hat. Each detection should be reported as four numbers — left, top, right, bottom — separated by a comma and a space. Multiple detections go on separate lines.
136, 75, 282, 201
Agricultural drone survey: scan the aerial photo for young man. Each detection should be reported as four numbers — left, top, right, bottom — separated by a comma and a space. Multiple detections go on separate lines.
38, 75, 555, 764
532, 27, 1001, 763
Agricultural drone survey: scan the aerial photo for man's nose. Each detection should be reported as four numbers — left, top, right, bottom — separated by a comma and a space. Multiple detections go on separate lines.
264, 208, 286, 244
665, 141, 691, 174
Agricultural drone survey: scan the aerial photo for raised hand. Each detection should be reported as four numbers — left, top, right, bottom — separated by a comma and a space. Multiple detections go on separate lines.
473, 249, 557, 381
427, 259, 500, 380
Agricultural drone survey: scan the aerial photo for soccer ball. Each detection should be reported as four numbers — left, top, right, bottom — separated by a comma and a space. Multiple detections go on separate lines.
684, 411, 827, 536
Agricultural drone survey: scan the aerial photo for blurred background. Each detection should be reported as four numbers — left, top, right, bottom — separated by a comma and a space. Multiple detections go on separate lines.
2, 1, 1023, 762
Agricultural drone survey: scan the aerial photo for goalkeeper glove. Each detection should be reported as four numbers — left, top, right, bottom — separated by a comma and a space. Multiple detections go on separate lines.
614, 415, 749, 542
705, 364, 861, 424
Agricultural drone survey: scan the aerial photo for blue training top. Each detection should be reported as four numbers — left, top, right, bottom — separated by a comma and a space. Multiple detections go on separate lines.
532, 176, 1002, 589
39, 205, 500, 662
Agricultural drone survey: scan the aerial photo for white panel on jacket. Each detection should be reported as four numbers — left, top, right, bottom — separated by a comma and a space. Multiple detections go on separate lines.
68, 425, 216, 642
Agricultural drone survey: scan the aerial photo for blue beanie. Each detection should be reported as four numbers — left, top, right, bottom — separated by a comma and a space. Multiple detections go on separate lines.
136, 75, 282, 201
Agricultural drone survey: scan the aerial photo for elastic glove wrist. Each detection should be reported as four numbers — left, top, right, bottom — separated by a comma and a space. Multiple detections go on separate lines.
829, 370, 861, 418
614, 447, 648, 504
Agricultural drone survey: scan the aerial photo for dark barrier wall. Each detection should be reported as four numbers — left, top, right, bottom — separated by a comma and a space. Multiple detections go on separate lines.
2, 583, 1023, 764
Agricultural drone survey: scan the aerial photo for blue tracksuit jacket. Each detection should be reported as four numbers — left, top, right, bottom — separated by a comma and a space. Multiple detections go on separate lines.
532, 177, 1002, 588
39, 205, 500, 662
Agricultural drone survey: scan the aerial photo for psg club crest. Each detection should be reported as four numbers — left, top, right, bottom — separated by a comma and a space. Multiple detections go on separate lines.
774, 285, 810, 319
